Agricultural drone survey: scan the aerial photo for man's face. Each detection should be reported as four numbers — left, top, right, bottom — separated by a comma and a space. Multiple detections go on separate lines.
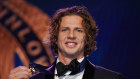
57, 15, 85, 58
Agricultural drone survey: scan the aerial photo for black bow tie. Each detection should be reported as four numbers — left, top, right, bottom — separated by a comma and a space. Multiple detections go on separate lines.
56, 59, 80, 77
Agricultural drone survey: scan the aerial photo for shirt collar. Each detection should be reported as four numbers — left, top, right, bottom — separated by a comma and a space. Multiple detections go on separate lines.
56, 57, 85, 64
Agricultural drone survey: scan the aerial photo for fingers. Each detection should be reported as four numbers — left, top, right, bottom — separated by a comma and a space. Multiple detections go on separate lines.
9, 73, 29, 79
10, 66, 29, 73
9, 66, 31, 79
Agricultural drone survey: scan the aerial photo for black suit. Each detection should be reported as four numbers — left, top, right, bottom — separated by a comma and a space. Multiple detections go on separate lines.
30, 59, 124, 79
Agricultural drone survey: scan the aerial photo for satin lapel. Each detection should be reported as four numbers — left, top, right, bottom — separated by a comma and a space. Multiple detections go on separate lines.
82, 59, 95, 79
47, 64, 56, 74
45, 60, 56, 79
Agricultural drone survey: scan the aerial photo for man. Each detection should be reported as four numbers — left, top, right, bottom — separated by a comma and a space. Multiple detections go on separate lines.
9, 6, 124, 79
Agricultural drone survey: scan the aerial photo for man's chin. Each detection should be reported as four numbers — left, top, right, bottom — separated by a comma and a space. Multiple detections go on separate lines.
64, 52, 79, 58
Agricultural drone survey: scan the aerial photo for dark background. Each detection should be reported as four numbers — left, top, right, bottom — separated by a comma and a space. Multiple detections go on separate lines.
27, 0, 140, 79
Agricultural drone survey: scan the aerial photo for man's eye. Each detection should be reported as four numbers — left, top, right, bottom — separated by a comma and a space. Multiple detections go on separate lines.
61, 29, 67, 32
77, 29, 83, 32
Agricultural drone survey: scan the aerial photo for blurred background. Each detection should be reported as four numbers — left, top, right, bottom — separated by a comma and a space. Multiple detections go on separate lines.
0, 0, 140, 79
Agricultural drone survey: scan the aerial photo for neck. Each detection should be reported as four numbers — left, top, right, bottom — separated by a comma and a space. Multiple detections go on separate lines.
58, 54, 84, 65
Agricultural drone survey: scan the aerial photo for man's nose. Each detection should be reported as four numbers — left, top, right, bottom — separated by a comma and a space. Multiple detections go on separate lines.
67, 30, 76, 40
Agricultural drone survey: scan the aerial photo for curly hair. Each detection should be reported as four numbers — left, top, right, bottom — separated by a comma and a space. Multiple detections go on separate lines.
49, 6, 98, 56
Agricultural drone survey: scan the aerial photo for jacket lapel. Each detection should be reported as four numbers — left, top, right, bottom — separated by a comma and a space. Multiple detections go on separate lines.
45, 60, 56, 79
47, 63, 56, 74
82, 59, 95, 79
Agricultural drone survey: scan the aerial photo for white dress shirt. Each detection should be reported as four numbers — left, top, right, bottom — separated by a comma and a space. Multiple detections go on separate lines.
54, 57, 85, 79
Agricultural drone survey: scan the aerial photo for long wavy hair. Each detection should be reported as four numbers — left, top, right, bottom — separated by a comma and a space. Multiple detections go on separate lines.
49, 6, 98, 56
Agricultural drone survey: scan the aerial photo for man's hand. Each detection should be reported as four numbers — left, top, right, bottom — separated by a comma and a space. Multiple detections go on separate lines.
9, 66, 32, 79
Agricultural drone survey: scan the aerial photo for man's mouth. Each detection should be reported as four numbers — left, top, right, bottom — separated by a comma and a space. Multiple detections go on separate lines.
65, 42, 77, 48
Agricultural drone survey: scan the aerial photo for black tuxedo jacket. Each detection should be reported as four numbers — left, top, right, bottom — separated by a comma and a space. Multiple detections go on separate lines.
30, 59, 124, 79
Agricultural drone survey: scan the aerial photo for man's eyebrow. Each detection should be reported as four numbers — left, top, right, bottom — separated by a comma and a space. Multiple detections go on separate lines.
59, 27, 69, 30
60, 27, 69, 29
75, 27, 84, 29
60, 27, 84, 29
